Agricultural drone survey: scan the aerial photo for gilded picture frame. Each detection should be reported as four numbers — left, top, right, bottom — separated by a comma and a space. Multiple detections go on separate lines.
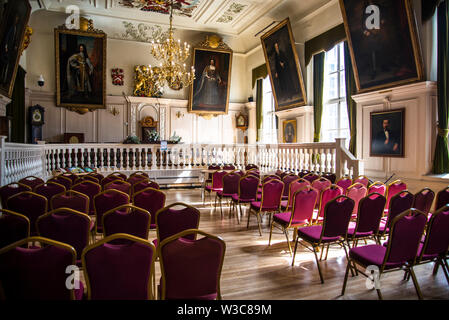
0, 0, 31, 98
283, 119, 297, 143
188, 45, 233, 116
55, 26, 107, 112
370, 108, 405, 157
339, 0, 423, 93
261, 18, 307, 112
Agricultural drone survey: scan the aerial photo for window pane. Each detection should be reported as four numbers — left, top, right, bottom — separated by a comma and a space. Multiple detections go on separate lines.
339, 43, 345, 71
325, 46, 338, 73
340, 71, 346, 98
326, 73, 339, 100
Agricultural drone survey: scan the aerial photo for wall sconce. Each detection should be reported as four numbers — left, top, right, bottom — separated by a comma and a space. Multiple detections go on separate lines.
37, 75, 45, 87
176, 111, 184, 119
109, 106, 120, 116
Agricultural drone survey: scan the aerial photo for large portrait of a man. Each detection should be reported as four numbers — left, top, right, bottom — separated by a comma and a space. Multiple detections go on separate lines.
55, 27, 106, 111
188, 47, 232, 115
0, 0, 31, 98
370, 109, 405, 157
339, 0, 423, 93
261, 18, 307, 112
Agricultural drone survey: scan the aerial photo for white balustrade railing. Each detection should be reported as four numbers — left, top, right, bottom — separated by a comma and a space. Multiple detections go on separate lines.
0, 136, 363, 186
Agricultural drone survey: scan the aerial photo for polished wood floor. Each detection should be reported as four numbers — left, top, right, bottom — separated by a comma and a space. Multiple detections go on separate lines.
87, 187, 449, 300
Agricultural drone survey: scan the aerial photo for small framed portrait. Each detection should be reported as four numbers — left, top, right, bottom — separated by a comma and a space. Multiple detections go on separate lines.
283, 119, 297, 143
261, 18, 307, 112
370, 109, 405, 157
339, 0, 423, 93
0, 0, 31, 98
188, 46, 232, 115
55, 26, 107, 111
236, 113, 248, 130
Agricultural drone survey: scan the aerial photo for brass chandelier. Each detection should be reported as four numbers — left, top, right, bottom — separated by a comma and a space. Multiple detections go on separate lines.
148, 0, 195, 90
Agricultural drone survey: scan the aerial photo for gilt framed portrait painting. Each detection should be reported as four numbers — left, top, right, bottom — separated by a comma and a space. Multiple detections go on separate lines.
370, 109, 405, 157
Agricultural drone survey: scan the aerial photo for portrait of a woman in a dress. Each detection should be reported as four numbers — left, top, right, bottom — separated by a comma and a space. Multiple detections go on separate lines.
67, 44, 94, 99
193, 58, 222, 107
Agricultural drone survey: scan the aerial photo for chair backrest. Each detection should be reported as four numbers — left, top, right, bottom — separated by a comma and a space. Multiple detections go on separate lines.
7, 192, 48, 235
103, 204, 150, 240
130, 171, 149, 178
386, 180, 407, 211
81, 175, 100, 184
303, 173, 320, 183
0, 183, 32, 208
435, 186, 449, 211
36, 208, 91, 260
311, 177, 332, 196
223, 164, 235, 170
237, 175, 259, 201
262, 175, 281, 184
322, 172, 337, 184
48, 175, 73, 190
317, 185, 344, 219
286, 178, 311, 209
34, 182, 66, 202
82, 233, 155, 300
412, 187, 435, 215
368, 181, 387, 197
62, 173, 78, 184
418, 205, 449, 261
0, 209, 30, 248
260, 179, 284, 210
71, 180, 101, 214
282, 174, 299, 197
288, 187, 319, 227
384, 190, 414, 230
336, 177, 353, 194
104, 179, 132, 196
382, 209, 427, 269
245, 164, 258, 170
208, 164, 221, 170
353, 175, 370, 187
100, 175, 124, 187
158, 229, 225, 300
156, 203, 200, 245
321, 195, 355, 239
211, 170, 227, 189
0, 237, 77, 300
298, 170, 310, 178
233, 170, 245, 176
88, 173, 105, 183
222, 172, 240, 195
353, 193, 386, 234
245, 171, 260, 179
132, 187, 166, 227
127, 174, 148, 186
346, 183, 368, 215
94, 189, 130, 232
108, 172, 127, 181
18, 176, 45, 190
132, 179, 160, 195
50, 190, 89, 214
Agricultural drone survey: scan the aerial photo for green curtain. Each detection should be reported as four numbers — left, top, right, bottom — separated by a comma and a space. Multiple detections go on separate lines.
313, 52, 325, 142
305, 24, 346, 67
433, 0, 449, 174
344, 41, 357, 155
6, 66, 26, 143
252, 64, 268, 89
256, 79, 263, 142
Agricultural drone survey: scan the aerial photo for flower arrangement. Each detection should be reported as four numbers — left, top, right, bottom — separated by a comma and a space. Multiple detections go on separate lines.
123, 135, 141, 144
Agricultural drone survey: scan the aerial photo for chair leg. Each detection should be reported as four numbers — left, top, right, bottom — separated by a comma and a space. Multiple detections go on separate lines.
256, 213, 263, 236
324, 243, 330, 261
268, 222, 274, 246
319, 244, 325, 261
237, 203, 242, 224
439, 257, 449, 285
292, 236, 299, 266
247, 207, 252, 229
312, 245, 324, 284
432, 260, 440, 275
219, 197, 224, 219
284, 228, 292, 256
341, 260, 351, 296
376, 288, 383, 300
409, 266, 423, 300
342, 241, 355, 277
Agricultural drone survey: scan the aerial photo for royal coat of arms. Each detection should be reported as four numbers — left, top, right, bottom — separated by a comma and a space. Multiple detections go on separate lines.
111, 68, 124, 86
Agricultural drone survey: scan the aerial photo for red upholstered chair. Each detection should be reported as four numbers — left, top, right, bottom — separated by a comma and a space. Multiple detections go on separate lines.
18, 176, 45, 190
311, 177, 332, 203
346, 193, 386, 248
314, 184, 344, 224
245, 164, 258, 170
130, 171, 149, 178
132, 179, 160, 195
223, 164, 235, 170
269, 186, 319, 255
107, 172, 127, 181
50, 190, 89, 214
342, 209, 428, 300
282, 174, 300, 200
0, 183, 31, 209
385, 180, 407, 214
281, 178, 311, 211
248, 179, 284, 236
93, 189, 130, 235
37, 208, 91, 263
298, 170, 311, 178
0, 209, 30, 249
157, 229, 225, 300
88, 172, 104, 183
100, 175, 124, 188
34, 182, 66, 202
346, 183, 368, 217
256, 174, 281, 199
61, 173, 78, 184
154, 203, 200, 248
303, 173, 320, 184
336, 176, 353, 194
216, 172, 240, 218
71, 180, 101, 216
7, 191, 47, 236
127, 174, 148, 186
322, 172, 337, 184
292, 195, 355, 283
0, 236, 84, 300
102, 204, 150, 240
412, 188, 435, 216
82, 233, 156, 300
435, 186, 449, 211
81, 175, 100, 184
368, 181, 387, 197
353, 175, 370, 187
104, 179, 132, 196
204, 170, 227, 205
231, 174, 259, 223
132, 187, 166, 231
47, 175, 73, 190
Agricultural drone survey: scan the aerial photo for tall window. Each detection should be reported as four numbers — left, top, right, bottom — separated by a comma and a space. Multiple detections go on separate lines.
261, 76, 278, 143
320, 42, 350, 147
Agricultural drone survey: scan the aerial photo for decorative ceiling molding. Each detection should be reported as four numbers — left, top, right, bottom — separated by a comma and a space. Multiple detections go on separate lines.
116, 0, 201, 17
216, 2, 248, 24
112, 21, 170, 43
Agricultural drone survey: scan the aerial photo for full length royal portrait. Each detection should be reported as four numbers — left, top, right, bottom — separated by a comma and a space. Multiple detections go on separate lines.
55, 27, 106, 111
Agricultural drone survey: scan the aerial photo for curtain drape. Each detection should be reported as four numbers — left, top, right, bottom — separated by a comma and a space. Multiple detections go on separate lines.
256, 79, 263, 142
344, 41, 357, 155
305, 24, 346, 67
422, 0, 442, 22
313, 52, 325, 142
433, 0, 449, 174
6, 66, 26, 143
252, 64, 268, 89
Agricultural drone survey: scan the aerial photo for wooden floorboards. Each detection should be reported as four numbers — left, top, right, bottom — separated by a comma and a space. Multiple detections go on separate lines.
88, 187, 449, 300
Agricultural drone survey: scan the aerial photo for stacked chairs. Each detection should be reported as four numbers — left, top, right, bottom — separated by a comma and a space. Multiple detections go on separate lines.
342, 209, 428, 300
0, 183, 31, 208
132, 179, 160, 195
72, 180, 101, 216
34, 182, 66, 202
269, 186, 319, 255
281, 178, 310, 211
204, 170, 226, 205
346, 183, 368, 218
102, 204, 150, 240
82, 233, 156, 300
93, 189, 130, 235
314, 184, 344, 224
435, 186, 449, 211
412, 188, 435, 216
157, 229, 225, 300
292, 195, 355, 283
18, 176, 45, 190
50, 190, 89, 214
0, 209, 30, 248
216, 172, 240, 218
385, 180, 407, 214
104, 179, 132, 196
368, 181, 387, 197
7, 191, 47, 236
336, 176, 352, 194
47, 175, 72, 190
133, 187, 166, 231
231, 174, 259, 223
0, 237, 84, 300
